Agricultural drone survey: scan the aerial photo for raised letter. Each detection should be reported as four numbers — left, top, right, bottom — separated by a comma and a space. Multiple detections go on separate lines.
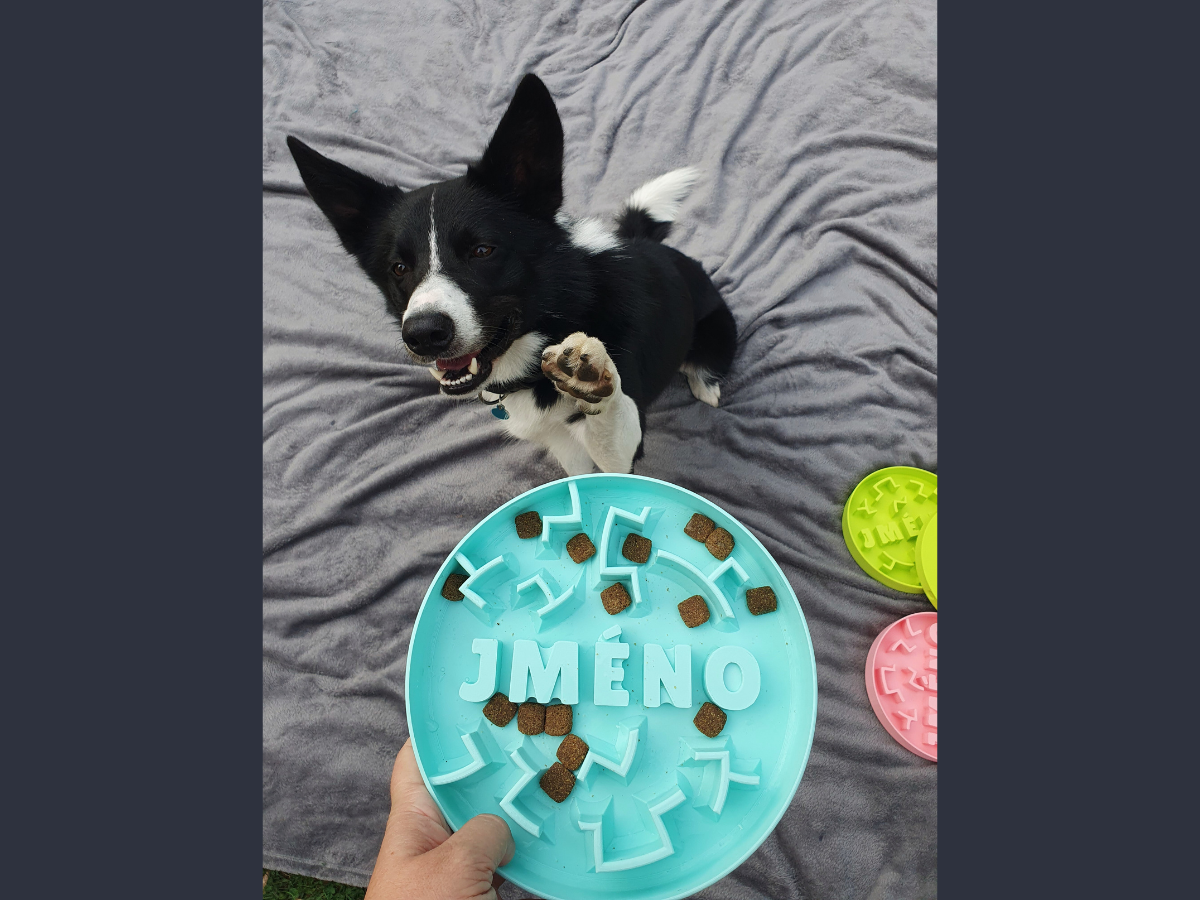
459, 638, 499, 702
703, 646, 761, 711
643, 643, 692, 709
594, 636, 630, 707
877, 522, 904, 544
508, 640, 579, 704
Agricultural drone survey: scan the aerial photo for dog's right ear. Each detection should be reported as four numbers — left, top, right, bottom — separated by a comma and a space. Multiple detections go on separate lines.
468, 74, 564, 220
286, 136, 400, 258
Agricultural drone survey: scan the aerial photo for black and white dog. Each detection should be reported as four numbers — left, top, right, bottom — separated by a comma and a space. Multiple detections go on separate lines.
287, 74, 736, 475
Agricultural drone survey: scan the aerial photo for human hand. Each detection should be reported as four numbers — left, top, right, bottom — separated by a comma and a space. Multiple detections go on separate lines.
365, 739, 516, 900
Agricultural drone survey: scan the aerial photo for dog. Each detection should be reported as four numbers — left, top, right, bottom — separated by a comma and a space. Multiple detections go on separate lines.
286, 73, 736, 475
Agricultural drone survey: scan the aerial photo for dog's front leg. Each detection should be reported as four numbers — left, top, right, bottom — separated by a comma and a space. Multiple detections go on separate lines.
540, 333, 641, 474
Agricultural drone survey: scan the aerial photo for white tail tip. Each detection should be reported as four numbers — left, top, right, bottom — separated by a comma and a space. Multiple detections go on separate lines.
625, 167, 701, 224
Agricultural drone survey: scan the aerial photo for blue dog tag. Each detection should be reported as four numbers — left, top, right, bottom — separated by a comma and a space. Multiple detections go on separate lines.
492, 405, 509, 420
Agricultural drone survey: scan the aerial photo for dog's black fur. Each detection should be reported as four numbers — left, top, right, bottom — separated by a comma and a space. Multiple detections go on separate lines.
287, 74, 735, 470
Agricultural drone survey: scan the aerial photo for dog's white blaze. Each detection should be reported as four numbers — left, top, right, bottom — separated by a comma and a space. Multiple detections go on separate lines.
427, 191, 443, 272
403, 192, 483, 353
625, 167, 701, 223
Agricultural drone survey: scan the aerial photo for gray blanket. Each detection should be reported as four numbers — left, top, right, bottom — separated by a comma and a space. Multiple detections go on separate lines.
263, 1, 937, 896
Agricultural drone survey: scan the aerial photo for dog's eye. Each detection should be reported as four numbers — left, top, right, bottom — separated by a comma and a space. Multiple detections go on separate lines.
470, 244, 495, 259
391, 262, 409, 277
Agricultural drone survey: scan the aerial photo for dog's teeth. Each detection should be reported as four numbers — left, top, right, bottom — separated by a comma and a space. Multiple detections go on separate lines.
430, 363, 481, 388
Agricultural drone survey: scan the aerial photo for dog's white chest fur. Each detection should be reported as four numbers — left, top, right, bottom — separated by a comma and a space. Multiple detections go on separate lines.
497, 391, 596, 475
499, 391, 572, 439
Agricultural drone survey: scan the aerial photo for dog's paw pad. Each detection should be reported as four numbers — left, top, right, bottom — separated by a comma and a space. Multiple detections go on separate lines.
574, 353, 604, 382
541, 333, 615, 404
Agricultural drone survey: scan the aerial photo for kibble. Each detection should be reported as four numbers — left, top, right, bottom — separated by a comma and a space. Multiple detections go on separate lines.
440, 573, 467, 601
684, 513, 716, 542
705, 527, 735, 561
518, 701, 546, 735
601, 583, 631, 615
622, 533, 652, 564
694, 701, 727, 738
746, 585, 778, 615
545, 704, 573, 736
515, 511, 542, 539
540, 761, 576, 803
678, 595, 710, 628
482, 693, 518, 728
566, 533, 596, 563
556, 734, 589, 771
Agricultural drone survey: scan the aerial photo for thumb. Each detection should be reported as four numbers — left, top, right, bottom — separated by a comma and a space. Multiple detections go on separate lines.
425, 814, 515, 899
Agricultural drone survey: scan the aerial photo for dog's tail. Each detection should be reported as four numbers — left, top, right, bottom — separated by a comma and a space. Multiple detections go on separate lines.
615, 167, 701, 242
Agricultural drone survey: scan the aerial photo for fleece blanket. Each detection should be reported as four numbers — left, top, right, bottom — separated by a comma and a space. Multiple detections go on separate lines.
263, 0, 937, 896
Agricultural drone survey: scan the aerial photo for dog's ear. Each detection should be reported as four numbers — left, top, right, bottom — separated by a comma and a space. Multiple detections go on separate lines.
468, 74, 563, 220
287, 136, 400, 257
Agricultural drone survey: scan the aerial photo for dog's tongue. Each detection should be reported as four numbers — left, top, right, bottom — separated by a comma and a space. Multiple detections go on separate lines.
436, 354, 475, 372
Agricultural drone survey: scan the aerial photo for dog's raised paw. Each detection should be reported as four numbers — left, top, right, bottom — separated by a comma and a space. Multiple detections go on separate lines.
541, 333, 616, 408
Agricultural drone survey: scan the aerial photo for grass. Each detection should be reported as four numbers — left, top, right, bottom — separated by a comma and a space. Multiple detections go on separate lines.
263, 869, 366, 900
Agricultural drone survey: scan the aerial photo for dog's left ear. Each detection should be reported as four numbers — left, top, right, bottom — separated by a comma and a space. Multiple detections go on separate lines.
286, 136, 401, 261
468, 74, 563, 220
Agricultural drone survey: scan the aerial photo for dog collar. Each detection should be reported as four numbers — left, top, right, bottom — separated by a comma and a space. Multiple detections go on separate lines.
478, 372, 543, 420
478, 389, 509, 420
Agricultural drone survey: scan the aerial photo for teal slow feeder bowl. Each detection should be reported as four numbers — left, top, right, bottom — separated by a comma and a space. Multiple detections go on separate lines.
405, 474, 817, 900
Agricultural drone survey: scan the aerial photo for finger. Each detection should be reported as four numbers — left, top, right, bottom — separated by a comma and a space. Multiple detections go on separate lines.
391, 740, 448, 824
424, 814, 516, 898
455, 814, 516, 869
381, 740, 451, 860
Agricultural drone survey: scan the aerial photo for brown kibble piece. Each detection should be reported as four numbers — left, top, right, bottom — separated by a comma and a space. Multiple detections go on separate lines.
694, 701, 727, 738
515, 511, 542, 539
518, 702, 546, 735
622, 533, 652, 564
705, 527, 735, 560
601, 583, 631, 615
746, 586, 778, 615
440, 573, 467, 601
684, 513, 716, 542
566, 533, 596, 563
482, 692, 518, 728
540, 761, 576, 803
556, 734, 589, 771
677, 595, 710, 628
545, 704, 573, 736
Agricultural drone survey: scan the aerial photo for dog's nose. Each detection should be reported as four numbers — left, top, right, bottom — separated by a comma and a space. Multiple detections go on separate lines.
402, 312, 456, 357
